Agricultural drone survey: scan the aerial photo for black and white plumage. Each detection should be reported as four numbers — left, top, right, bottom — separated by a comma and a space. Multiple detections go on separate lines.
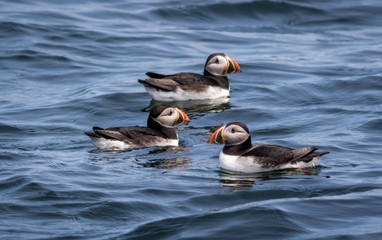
208, 122, 329, 173
85, 104, 190, 150
138, 53, 241, 101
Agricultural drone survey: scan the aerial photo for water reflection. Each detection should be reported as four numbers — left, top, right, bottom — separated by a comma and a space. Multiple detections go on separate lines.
142, 97, 231, 113
134, 146, 192, 169
219, 168, 322, 191
137, 156, 192, 169
219, 171, 256, 190
89, 146, 192, 170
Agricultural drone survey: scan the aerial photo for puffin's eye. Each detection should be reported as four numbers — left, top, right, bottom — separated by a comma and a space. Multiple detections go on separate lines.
163, 110, 172, 116
214, 58, 219, 64
231, 128, 236, 133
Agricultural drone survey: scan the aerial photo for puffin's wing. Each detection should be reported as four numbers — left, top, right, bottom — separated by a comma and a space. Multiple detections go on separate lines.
139, 72, 218, 91
168, 73, 217, 86
138, 78, 179, 92
243, 145, 329, 166
91, 126, 159, 142
117, 126, 159, 139
117, 126, 165, 146
242, 144, 295, 166
90, 126, 128, 141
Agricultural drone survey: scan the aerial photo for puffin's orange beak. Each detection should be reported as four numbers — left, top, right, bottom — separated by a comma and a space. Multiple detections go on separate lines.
175, 108, 190, 125
227, 58, 241, 74
207, 126, 226, 144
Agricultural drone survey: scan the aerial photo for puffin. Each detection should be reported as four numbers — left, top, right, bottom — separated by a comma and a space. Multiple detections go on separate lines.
138, 53, 241, 101
85, 104, 190, 150
208, 122, 329, 173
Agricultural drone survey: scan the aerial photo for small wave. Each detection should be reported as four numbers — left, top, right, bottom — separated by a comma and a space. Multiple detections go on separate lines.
357, 118, 382, 132
152, 1, 324, 20
1, 50, 71, 63
0, 21, 28, 35
0, 122, 25, 134
149, 1, 326, 27
149, 1, 382, 31
119, 204, 306, 239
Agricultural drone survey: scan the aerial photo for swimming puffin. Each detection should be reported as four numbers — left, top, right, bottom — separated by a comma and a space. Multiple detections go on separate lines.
208, 122, 329, 173
85, 104, 190, 150
138, 53, 241, 101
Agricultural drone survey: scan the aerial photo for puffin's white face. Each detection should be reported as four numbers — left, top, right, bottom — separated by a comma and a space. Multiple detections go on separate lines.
155, 107, 190, 127
205, 55, 230, 76
205, 54, 241, 76
223, 124, 250, 146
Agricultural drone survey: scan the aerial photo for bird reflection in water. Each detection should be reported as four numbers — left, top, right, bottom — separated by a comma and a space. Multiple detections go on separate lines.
88, 145, 191, 169
135, 146, 192, 169
137, 156, 192, 169
143, 97, 231, 114
219, 167, 323, 191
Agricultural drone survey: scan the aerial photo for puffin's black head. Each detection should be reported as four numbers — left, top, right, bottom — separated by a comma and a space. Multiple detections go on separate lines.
205, 53, 225, 65
149, 103, 190, 127
204, 53, 241, 76
225, 122, 250, 134
149, 103, 171, 119
208, 121, 251, 146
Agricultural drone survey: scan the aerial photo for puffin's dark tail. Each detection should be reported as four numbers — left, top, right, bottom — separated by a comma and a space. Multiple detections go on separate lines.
291, 146, 329, 163
138, 79, 150, 87
145, 72, 167, 78
299, 151, 330, 163
315, 151, 330, 157
84, 126, 104, 138
84, 131, 97, 138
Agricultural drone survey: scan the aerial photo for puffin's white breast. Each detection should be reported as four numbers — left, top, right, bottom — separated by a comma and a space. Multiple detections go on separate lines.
144, 86, 229, 101
90, 137, 179, 151
219, 152, 322, 173
219, 152, 267, 173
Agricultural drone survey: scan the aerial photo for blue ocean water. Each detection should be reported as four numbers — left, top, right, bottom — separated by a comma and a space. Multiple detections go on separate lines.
1, 0, 382, 239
